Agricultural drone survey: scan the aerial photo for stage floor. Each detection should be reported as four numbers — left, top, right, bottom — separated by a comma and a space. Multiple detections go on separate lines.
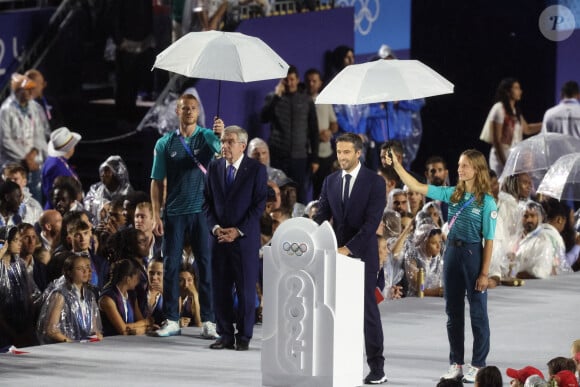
2, 273, 579, 386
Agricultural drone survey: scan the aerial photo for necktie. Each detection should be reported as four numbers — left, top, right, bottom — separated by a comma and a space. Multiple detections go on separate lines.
343, 174, 351, 207
226, 165, 235, 189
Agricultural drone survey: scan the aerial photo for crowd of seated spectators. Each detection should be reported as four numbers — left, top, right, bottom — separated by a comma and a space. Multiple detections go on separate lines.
0, 125, 578, 350
0, 35, 579, 368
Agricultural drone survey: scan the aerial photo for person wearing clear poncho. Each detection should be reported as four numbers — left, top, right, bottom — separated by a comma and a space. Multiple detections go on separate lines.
488, 173, 532, 286
416, 201, 444, 229
402, 221, 444, 297
0, 226, 39, 348
379, 209, 406, 299
83, 155, 134, 222
37, 254, 102, 344
245, 137, 288, 187
511, 200, 570, 279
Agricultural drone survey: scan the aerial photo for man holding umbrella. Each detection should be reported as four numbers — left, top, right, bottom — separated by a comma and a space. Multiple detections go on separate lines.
150, 93, 223, 338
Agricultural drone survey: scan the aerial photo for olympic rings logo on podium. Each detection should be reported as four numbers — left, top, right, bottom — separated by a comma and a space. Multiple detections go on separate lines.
282, 241, 309, 256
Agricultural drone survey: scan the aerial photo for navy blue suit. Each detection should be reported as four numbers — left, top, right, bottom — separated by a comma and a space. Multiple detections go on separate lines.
204, 155, 267, 344
314, 164, 387, 374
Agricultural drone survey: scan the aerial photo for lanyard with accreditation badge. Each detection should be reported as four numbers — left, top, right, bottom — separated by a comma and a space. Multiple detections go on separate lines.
447, 196, 475, 231
176, 129, 207, 175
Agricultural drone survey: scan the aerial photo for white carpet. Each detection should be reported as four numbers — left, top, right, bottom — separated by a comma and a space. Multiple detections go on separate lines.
2, 273, 579, 386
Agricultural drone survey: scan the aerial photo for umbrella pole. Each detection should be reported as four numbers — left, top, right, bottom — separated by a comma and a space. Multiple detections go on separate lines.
385, 103, 390, 141
385, 103, 394, 161
216, 80, 222, 118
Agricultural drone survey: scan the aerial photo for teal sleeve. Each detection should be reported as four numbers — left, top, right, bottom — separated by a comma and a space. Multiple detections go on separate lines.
201, 127, 222, 154
481, 194, 498, 240
151, 136, 168, 180
426, 185, 455, 202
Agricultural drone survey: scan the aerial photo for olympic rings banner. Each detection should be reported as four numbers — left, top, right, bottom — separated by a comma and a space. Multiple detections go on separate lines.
335, 0, 411, 58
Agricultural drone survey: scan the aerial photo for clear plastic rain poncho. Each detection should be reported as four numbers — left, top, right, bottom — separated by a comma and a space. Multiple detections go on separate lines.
381, 210, 404, 294
83, 155, 134, 221
416, 202, 443, 229
386, 188, 408, 213
523, 375, 548, 387
513, 201, 571, 279
334, 104, 369, 136
403, 222, 444, 297
0, 254, 36, 346
138, 88, 206, 135
489, 189, 523, 279
366, 99, 425, 169
36, 276, 102, 344
383, 209, 402, 240
0, 92, 49, 166
246, 137, 289, 187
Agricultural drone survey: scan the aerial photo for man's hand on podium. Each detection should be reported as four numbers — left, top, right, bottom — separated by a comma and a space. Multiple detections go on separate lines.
337, 246, 352, 256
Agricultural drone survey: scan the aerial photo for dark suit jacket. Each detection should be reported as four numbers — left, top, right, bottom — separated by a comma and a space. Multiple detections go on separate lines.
204, 156, 268, 257
314, 165, 386, 271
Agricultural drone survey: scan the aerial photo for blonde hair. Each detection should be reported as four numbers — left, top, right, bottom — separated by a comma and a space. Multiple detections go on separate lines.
450, 149, 491, 205
177, 93, 198, 105
571, 339, 580, 356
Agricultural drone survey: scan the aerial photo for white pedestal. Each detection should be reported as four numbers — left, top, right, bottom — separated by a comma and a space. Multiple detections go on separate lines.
261, 217, 364, 387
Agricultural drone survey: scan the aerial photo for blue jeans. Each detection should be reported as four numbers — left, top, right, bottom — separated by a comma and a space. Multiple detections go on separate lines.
444, 241, 489, 367
162, 213, 214, 322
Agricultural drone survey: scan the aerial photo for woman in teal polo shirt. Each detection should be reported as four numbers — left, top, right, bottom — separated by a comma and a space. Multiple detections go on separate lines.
384, 149, 497, 384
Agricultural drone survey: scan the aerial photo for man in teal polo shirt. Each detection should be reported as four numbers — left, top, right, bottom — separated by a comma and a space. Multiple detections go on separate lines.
150, 93, 223, 337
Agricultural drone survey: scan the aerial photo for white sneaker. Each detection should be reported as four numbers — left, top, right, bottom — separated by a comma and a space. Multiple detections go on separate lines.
201, 321, 219, 339
152, 320, 181, 337
462, 364, 480, 383
441, 363, 463, 380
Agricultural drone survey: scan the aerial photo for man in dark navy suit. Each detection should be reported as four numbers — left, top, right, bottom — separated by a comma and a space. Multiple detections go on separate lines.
204, 125, 268, 351
314, 132, 388, 385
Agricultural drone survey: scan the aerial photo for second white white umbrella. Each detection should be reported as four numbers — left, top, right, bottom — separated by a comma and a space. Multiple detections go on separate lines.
315, 59, 454, 105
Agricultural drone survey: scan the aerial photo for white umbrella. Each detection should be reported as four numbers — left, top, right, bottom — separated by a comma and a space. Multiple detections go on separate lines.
315, 59, 454, 105
536, 153, 580, 201
153, 31, 289, 115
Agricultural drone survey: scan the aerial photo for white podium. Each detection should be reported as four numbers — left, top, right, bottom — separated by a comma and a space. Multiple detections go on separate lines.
261, 217, 364, 387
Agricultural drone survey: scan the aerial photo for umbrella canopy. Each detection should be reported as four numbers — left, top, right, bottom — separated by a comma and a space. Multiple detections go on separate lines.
536, 153, 580, 201
315, 59, 454, 105
499, 133, 580, 182
153, 31, 289, 82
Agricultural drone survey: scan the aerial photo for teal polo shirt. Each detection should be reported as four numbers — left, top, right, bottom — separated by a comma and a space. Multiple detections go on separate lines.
427, 185, 497, 243
151, 126, 220, 216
